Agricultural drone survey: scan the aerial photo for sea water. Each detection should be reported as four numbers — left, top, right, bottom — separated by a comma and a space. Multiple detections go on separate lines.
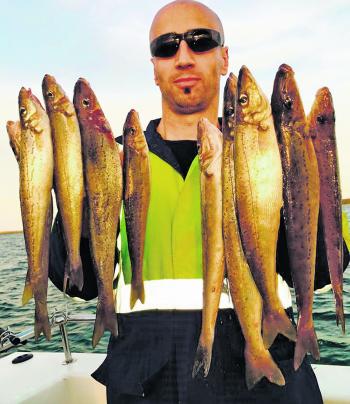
0, 208, 349, 365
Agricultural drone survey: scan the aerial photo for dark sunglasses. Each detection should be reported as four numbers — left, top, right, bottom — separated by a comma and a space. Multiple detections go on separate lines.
150, 28, 224, 58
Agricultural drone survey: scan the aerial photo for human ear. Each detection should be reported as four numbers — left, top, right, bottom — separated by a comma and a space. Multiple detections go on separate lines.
220, 47, 229, 76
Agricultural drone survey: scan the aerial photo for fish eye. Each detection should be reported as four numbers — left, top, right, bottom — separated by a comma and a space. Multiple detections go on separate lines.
82, 98, 90, 107
317, 115, 326, 124
283, 96, 293, 110
239, 94, 248, 106
128, 127, 136, 136
224, 106, 235, 117
19, 107, 26, 116
47, 91, 54, 98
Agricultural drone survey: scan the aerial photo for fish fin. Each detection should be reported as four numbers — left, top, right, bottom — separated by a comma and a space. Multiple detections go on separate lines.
262, 310, 297, 348
335, 294, 345, 334
22, 280, 33, 306
245, 347, 285, 390
34, 319, 51, 341
63, 271, 69, 294
92, 304, 118, 348
192, 343, 213, 379
294, 325, 320, 370
34, 302, 51, 341
130, 281, 145, 309
65, 256, 84, 291
92, 306, 106, 348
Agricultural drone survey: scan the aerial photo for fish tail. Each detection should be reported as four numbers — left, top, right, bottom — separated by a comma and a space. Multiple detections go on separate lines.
192, 343, 213, 379
92, 304, 118, 348
34, 301, 51, 341
262, 309, 297, 348
245, 346, 285, 390
63, 272, 69, 294
294, 324, 320, 370
22, 281, 33, 306
64, 256, 84, 292
130, 281, 145, 309
335, 291, 345, 334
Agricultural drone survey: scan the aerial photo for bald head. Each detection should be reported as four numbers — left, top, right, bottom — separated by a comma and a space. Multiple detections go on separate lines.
149, 0, 224, 43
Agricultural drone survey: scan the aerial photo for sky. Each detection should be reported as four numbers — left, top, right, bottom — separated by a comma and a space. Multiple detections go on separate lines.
0, 0, 349, 231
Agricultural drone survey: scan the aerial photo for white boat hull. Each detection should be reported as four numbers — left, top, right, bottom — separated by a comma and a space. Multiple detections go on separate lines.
0, 352, 106, 404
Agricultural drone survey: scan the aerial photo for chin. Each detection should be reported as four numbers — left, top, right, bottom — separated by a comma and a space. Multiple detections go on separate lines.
174, 104, 204, 114
172, 94, 207, 114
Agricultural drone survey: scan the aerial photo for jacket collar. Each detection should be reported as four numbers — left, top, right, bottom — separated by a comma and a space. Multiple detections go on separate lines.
144, 119, 182, 175
117, 118, 222, 177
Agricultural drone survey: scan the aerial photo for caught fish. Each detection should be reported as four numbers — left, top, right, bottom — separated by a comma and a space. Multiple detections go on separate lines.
271, 64, 320, 370
42, 74, 84, 292
7, 120, 54, 281
234, 66, 296, 349
192, 118, 225, 380
221, 73, 284, 389
308, 87, 344, 332
123, 109, 150, 309
73, 78, 122, 347
17, 88, 54, 340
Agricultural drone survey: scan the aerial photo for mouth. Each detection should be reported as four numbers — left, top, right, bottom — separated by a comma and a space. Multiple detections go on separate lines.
173, 76, 200, 88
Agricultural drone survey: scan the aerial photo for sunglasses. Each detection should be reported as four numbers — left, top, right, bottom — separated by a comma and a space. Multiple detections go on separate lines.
150, 28, 224, 58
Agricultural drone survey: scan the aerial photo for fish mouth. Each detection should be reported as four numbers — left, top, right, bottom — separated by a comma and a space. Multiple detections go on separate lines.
237, 65, 255, 97
42, 73, 56, 86
124, 109, 140, 131
278, 64, 294, 75
224, 72, 237, 103
42, 74, 69, 110
73, 78, 95, 112
275, 64, 295, 94
197, 118, 221, 173
238, 65, 252, 83
274, 64, 295, 91
74, 78, 90, 96
19, 87, 30, 105
272, 64, 306, 124
311, 87, 334, 124
316, 87, 331, 100
236, 66, 272, 126
77, 77, 90, 86
42, 74, 57, 95
18, 87, 43, 120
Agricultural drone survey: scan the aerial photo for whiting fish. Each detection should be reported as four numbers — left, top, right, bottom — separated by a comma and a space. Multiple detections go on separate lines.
74, 78, 122, 347
271, 64, 320, 370
42, 74, 84, 292
17, 88, 54, 340
308, 87, 344, 333
122, 109, 150, 309
221, 73, 285, 389
192, 118, 225, 380
234, 66, 296, 349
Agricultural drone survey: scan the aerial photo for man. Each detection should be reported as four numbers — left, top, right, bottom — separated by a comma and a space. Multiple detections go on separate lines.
49, 1, 347, 402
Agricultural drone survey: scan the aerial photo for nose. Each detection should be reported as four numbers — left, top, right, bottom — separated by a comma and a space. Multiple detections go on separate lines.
174, 40, 195, 69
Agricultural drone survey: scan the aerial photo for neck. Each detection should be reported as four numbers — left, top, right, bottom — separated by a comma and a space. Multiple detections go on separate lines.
157, 99, 220, 141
